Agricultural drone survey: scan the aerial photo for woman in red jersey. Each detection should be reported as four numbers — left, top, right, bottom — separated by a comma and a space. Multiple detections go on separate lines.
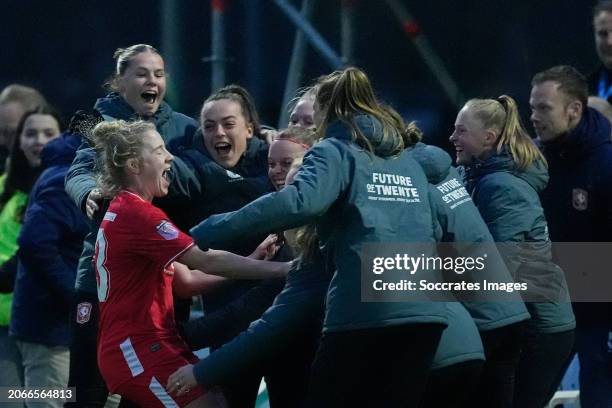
91, 120, 288, 408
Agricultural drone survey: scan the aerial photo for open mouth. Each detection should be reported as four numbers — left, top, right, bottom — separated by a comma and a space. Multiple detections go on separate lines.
141, 91, 158, 105
162, 168, 171, 182
214, 142, 232, 156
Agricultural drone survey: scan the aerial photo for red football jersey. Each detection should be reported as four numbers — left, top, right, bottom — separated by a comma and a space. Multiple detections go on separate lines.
94, 190, 194, 392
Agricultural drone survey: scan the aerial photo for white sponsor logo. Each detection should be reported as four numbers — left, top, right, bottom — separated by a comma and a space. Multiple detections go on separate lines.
436, 178, 471, 209
226, 170, 242, 179
103, 212, 117, 221
366, 172, 421, 203
156, 220, 179, 240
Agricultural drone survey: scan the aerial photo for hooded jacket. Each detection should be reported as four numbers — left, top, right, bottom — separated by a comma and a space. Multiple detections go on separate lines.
462, 149, 575, 333
159, 133, 275, 322
191, 115, 449, 332
65, 93, 198, 294
10, 132, 89, 346
411, 143, 529, 333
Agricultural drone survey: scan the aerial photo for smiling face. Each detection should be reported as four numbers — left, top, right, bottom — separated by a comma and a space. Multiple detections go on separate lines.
116, 51, 166, 118
19, 113, 61, 167
201, 99, 253, 169
268, 139, 307, 190
449, 106, 495, 166
131, 130, 173, 201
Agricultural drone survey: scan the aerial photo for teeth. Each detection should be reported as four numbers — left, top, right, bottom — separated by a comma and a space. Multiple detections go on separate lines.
142, 91, 157, 103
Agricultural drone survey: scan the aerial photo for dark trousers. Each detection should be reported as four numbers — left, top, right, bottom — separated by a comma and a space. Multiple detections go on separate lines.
575, 325, 612, 408
472, 322, 525, 408
218, 323, 320, 408
423, 360, 484, 408
264, 324, 321, 408
65, 291, 140, 408
306, 323, 445, 408
65, 291, 107, 408
514, 328, 575, 408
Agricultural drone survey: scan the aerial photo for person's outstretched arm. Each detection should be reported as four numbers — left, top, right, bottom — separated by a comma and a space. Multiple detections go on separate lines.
190, 140, 348, 250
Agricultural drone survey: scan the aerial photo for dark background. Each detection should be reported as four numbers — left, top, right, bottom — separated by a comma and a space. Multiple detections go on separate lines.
0, 0, 599, 147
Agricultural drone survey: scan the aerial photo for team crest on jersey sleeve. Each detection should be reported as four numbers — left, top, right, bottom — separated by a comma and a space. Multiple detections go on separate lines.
156, 220, 179, 240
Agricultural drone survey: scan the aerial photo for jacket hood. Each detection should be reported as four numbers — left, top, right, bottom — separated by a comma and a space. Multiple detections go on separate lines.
541, 107, 611, 159
465, 148, 549, 193
325, 114, 402, 157
409, 142, 452, 184
40, 132, 82, 169
93, 92, 173, 128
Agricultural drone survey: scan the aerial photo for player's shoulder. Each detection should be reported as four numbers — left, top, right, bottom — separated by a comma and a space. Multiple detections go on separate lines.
107, 191, 162, 226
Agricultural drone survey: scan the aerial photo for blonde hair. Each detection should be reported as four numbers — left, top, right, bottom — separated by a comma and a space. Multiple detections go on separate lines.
91, 120, 156, 197
0, 84, 47, 111
287, 86, 317, 115
465, 95, 546, 170
105, 44, 162, 91
315, 67, 414, 157
275, 126, 319, 147
294, 224, 320, 262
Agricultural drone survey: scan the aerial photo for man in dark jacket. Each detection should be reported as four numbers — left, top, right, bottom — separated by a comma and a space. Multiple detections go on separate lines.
530, 64, 612, 407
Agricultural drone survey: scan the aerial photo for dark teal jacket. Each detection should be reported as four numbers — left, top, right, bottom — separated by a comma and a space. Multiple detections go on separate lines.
65, 93, 198, 293
192, 253, 329, 386
462, 149, 575, 333
192, 115, 448, 332
411, 143, 530, 332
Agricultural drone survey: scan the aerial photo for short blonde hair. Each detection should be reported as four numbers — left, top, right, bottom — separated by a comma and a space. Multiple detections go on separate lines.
275, 126, 319, 147
91, 120, 156, 197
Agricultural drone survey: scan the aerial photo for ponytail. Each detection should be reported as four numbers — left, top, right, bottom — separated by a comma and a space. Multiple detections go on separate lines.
495, 95, 547, 170
466, 95, 546, 170
315, 67, 407, 156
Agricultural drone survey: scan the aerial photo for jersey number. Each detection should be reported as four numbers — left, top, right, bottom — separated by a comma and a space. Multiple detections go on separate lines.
96, 229, 110, 302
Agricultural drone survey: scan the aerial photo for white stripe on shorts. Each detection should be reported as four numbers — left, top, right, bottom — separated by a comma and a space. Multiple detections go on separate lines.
149, 376, 179, 408
119, 337, 144, 377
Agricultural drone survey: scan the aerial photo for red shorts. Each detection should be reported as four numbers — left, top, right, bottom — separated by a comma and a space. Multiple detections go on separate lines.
101, 336, 205, 407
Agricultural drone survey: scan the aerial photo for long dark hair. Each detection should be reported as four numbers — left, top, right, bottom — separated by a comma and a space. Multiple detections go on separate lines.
0, 106, 64, 213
